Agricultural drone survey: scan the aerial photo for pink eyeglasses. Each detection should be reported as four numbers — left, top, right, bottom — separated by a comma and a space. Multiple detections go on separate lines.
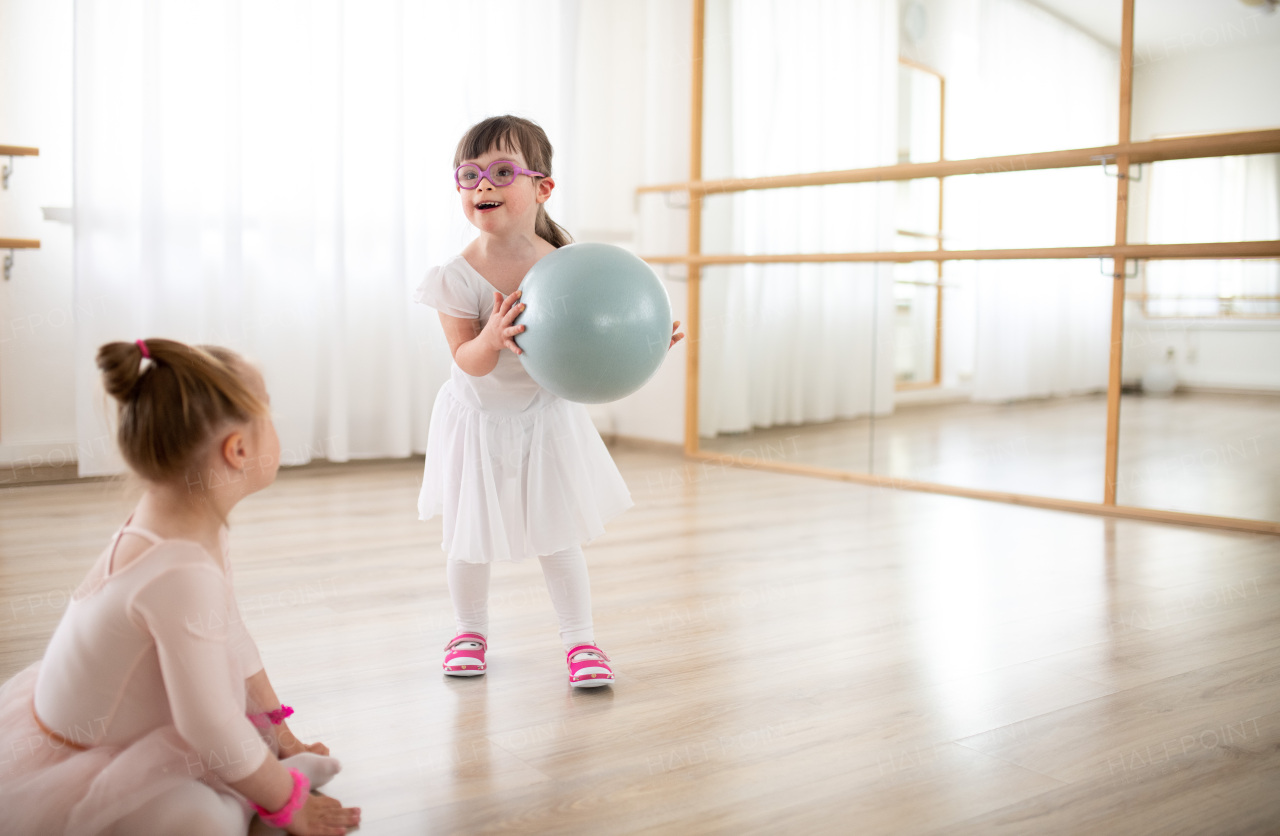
455, 160, 545, 189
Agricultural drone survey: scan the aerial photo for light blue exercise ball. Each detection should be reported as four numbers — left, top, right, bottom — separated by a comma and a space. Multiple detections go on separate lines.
514, 243, 672, 404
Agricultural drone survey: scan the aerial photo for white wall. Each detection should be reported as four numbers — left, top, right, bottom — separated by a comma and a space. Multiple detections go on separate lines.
1124, 35, 1280, 392
0, 0, 76, 473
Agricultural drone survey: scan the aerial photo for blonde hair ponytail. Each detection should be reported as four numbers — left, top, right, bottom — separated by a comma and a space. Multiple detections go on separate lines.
96, 338, 267, 483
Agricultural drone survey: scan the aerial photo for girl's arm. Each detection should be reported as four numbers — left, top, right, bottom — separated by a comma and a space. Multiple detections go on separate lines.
137, 560, 358, 833
246, 668, 329, 757
440, 289, 525, 377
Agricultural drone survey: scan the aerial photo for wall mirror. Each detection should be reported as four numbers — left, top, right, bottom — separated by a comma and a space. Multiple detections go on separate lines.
650, 0, 1279, 533
1113, 0, 1280, 523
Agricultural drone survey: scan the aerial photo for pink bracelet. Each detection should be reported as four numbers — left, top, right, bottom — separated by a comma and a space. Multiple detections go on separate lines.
252, 767, 310, 827
248, 705, 294, 728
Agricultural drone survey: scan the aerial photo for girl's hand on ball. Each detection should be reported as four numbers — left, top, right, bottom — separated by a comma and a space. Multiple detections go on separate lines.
669, 321, 685, 350
483, 290, 526, 356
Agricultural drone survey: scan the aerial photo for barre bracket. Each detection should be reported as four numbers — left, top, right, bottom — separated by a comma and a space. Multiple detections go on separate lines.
664, 190, 690, 210
1099, 257, 1140, 279
1093, 154, 1143, 181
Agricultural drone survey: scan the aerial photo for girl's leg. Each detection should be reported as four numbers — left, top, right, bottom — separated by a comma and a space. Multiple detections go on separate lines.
537, 545, 594, 649
109, 781, 250, 836
447, 559, 491, 637
445, 559, 490, 675
541, 546, 613, 686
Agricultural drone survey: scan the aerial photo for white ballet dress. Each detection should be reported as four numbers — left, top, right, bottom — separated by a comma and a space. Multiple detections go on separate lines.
414, 254, 633, 564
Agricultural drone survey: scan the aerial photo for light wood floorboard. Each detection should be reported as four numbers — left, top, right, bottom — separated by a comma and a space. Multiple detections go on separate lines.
1, 447, 1277, 834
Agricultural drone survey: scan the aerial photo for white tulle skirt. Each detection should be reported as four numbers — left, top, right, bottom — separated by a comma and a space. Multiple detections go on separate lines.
419, 382, 633, 563
0, 663, 252, 836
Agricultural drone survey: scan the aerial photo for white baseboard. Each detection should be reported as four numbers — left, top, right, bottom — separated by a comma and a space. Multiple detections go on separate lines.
892, 385, 974, 407
0, 440, 81, 469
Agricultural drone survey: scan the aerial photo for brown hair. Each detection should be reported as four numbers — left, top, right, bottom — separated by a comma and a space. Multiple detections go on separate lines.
96, 339, 268, 483
454, 115, 572, 248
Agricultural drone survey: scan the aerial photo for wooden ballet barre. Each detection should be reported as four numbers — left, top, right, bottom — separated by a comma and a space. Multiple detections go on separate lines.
2, 238, 40, 281
636, 128, 1280, 196
1, 145, 39, 190
641, 240, 1280, 266
1126, 293, 1280, 301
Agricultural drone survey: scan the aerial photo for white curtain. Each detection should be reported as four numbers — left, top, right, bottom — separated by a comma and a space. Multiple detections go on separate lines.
73, 0, 580, 475
696, 0, 899, 437
940, 0, 1119, 402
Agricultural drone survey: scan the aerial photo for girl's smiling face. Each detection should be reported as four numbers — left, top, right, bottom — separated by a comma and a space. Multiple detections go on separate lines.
457, 145, 554, 238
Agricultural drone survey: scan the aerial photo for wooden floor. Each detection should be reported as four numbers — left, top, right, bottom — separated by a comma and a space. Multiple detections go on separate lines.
2, 447, 1279, 834
701, 391, 1280, 522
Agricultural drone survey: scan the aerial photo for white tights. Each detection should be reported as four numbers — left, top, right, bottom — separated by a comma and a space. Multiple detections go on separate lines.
108, 752, 339, 836
109, 781, 248, 836
448, 546, 595, 649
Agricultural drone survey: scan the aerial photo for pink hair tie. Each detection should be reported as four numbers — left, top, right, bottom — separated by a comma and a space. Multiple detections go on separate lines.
135, 339, 151, 359
252, 767, 310, 827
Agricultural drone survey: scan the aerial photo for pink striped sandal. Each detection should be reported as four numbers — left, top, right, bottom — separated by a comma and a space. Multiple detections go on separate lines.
567, 644, 614, 688
443, 633, 487, 676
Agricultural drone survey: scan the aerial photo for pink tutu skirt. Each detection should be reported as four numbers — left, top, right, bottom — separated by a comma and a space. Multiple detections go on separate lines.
0, 662, 249, 836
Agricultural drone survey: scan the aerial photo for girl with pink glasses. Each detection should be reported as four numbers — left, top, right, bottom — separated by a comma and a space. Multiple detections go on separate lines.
414, 115, 681, 687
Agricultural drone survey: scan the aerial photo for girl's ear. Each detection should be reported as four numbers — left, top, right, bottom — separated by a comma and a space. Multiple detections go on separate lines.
221, 431, 248, 470
536, 176, 555, 204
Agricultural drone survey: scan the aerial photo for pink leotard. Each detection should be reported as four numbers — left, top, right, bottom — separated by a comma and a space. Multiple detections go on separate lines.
32, 523, 269, 782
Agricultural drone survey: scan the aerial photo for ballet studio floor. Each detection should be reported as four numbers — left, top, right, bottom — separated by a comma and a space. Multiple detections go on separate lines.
2, 444, 1278, 834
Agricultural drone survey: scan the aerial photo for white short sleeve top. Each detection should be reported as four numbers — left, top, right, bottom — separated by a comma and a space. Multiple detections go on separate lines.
414, 255, 546, 414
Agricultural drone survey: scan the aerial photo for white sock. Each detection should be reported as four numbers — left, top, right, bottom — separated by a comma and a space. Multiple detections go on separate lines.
281, 752, 341, 790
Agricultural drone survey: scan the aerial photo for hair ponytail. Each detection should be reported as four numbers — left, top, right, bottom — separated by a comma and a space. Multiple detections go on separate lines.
96, 338, 267, 483
455, 114, 574, 249
535, 206, 572, 249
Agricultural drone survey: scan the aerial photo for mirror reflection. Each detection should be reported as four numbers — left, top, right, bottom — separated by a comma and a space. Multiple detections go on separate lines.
1119, 251, 1280, 520
692, 0, 1277, 525
1132, 1, 1280, 142
1118, 0, 1280, 521
1119, 274, 1279, 522
873, 260, 1111, 503
900, 0, 1118, 158
696, 263, 888, 476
